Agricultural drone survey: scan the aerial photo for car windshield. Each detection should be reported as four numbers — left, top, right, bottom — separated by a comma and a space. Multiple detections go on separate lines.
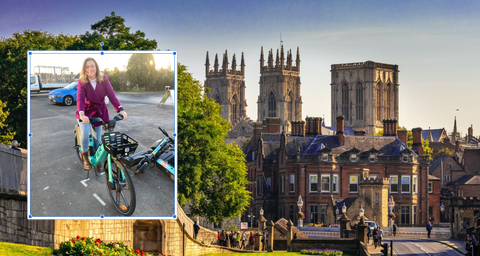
64, 81, 77, 89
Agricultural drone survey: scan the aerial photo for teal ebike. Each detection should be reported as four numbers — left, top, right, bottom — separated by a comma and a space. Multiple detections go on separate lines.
74, 114, 137, 216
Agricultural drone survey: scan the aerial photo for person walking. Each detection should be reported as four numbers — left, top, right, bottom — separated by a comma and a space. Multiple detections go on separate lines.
393, 223, 397, 236
378, 226, 383, 245
217, 231, 221, 246
367, 225, 371, 244
236, 231, 241, 249
249, 232, 254, 250
426, 221, 432, 238
221, 230, 226, 246
241, 231, 247, 250
193, 221, 200, 240
373, 227, 379, 248
262, 231, 267, 251
76, 57, 128, 171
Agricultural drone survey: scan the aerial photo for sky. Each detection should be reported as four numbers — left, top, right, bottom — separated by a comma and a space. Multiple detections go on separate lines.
2, 0, 480, 137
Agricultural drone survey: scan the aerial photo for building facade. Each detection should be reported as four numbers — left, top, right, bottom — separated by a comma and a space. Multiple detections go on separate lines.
243, 116, 433, 228
257, 46, 302, 132
330, 61, 399, 135
205, 50, 247, 127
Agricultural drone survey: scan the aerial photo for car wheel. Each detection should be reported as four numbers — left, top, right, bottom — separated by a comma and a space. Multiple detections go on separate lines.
63, 96, 74, 106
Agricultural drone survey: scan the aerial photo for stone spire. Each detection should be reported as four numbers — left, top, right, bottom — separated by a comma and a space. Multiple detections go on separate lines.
222, 50, 228, 74
275, 49, 279, 69
296, 47, 300, 70
214, 53, 219, 73
428, 127, 434, 142
452, 116, 458, 142
205, 51, 210, 75
231, 53, 237, 71
241, 52, 245, 75
260, 47, 264, 70
280, 45, 285, 70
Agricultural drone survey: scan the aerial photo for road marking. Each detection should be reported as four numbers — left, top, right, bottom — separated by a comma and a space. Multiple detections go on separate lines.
93, 193, 106, 206
412, 243, 430, 256
80, 178, 90, 187
44, 186, 49, 190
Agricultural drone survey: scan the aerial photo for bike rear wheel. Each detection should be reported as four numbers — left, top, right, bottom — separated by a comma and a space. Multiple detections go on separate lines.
104, 158, 136, 216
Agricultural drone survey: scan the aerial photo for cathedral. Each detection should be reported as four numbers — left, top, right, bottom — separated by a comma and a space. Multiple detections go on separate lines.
330, 61, 399, 135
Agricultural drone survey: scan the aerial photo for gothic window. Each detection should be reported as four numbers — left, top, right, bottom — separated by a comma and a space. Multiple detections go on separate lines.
288, 92, 294, 121
375, 83, 381, 121
341, 83, 349, 120
385, 83, 391, 119
232, 95, 238, 123
356, 83, 364, 120
215, 94, 221, 105
268, 92, 276, 117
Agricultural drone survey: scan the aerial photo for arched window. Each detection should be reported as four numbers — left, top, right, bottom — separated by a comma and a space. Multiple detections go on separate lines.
385, 83, 391, 119
288, 92, 294, 121
342, 83, 349, 120
375, 83, 381, 121
232, 94, 238, 123
356, 83, 364, 120
268, 92, 276, 117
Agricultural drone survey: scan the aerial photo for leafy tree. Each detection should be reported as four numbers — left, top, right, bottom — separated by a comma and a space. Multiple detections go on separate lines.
177, 64, 251, 224
155, 67, 175, 91
68, 12, 157, 50
126, 54, 156, 90
0, 100, 15, 145
432, 147, 455, 161
0, 30, 78, 147
423, 138, 433, 162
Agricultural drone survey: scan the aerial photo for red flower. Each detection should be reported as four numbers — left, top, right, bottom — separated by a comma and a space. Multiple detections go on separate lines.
81, 237, 86, 241
76, 235, 80, 239
71, 239, 76, 243
135, 250, 141, 254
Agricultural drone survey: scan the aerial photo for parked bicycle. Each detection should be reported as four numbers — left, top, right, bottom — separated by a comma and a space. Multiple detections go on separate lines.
121, 126, 175, 178
73, 114, 138, 216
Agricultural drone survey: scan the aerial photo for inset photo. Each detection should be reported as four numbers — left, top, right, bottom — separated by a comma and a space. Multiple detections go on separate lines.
27, 51, 177, 219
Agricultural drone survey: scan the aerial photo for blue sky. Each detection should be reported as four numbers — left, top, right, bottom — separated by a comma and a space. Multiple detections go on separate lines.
2, 0, 480, 136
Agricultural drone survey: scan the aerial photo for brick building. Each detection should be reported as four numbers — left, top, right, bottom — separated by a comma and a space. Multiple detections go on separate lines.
243, 116, 434, 228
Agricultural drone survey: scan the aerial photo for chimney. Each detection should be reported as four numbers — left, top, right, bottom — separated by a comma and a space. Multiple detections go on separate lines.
253, 121, 263, 148
305, 117, 322, 136
291, 121, 305, 137
383, 120, 389, 136
336, 116, 345, 145
443, 136, 450, 144
264, 117, 281, 133
412, 127, 424, 156
455, 139, 460, 153
397, 130, 408, 145
354, 130, 366, 136
392, 120, 398, 137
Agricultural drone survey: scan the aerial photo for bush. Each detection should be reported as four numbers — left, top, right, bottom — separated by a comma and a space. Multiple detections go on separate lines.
300, 248, 343, 255
58, 236, 162, 256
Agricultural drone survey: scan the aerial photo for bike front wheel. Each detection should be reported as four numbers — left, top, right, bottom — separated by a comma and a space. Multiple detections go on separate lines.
104, 158, 136, 216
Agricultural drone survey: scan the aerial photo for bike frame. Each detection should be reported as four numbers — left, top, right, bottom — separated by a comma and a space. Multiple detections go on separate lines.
152, 138, 175, 175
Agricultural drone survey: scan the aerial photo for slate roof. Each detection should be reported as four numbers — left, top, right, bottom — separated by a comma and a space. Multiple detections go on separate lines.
324, 126, 356, 136
429, 156, 449, 174
429, 142, 456, 154
422, 129, 445, 142
448, 174, 480, 185
245, 133, 416, 162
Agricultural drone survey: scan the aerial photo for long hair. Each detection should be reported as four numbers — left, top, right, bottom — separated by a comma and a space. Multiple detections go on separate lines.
80, 57, 104, 84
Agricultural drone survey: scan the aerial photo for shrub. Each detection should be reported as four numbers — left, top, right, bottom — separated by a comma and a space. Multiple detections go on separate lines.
58, 236, 162, 256
300, 248, 343, 255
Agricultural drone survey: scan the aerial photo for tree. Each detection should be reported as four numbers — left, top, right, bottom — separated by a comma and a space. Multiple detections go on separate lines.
0, 100, 15, 145
68, 12, 157, 51
155, 67, 175, 91
423, 138, 433, 162
126, 54, 156, 90
177, 64, 251, 224
432, 148, 455, 161
0, 30, 78, 147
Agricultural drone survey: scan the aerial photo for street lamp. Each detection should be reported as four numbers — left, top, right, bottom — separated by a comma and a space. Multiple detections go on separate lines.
297, 195, 303, 227
260, 207, 264, 217
440, 202, 445, 222
335, 207, 339, 224
359, 206, 365, 218
342, 203, 347, 214
388, 196, 395, 234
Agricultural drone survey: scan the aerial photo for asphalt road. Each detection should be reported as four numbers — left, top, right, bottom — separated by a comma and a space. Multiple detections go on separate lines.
387, 238, 463, 256
29, 91, 176, 218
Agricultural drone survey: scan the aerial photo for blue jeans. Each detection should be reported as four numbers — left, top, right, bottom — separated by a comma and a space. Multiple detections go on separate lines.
77, 119, 102, 153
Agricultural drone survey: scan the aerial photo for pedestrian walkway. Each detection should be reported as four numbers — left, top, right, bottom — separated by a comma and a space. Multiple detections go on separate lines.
366, 237, 467, 255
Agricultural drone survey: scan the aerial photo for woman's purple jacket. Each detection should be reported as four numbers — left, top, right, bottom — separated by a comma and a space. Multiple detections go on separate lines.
75, 75, 123, 127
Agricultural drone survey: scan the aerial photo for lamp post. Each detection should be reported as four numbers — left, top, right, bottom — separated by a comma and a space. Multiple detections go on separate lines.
335, 207, 340, 224
248, 201, 255, 228
440, 202, 445, 223
297, 195, 303, 227
359, 206, 365, 219
388, 196, 395, 234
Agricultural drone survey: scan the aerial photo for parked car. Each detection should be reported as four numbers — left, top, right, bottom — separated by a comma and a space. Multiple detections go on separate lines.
365, 221, 378, 230
49, 81, 78, 106
48, 81, 110, 106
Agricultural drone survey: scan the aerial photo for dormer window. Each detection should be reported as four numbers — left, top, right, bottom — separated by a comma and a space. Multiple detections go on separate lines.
370, 154, 376, 162
402, 155, 408, 162
322, 153, 329, 161
350, 154, 357, 162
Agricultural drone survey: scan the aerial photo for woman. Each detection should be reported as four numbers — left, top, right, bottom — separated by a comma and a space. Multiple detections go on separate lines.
249, 232, 254, 250
373, 227, 379, 248
76, 57, 128, 171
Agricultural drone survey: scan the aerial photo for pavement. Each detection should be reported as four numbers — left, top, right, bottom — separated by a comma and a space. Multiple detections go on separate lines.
367, 236, 467, 256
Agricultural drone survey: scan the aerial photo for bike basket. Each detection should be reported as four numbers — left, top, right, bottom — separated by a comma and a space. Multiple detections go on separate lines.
102, 131, 138, 157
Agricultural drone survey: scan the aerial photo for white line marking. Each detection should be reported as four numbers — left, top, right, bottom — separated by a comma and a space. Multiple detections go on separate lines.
44, 186, 49, 190
80, 178, 90, 187
93, 193, 106, 206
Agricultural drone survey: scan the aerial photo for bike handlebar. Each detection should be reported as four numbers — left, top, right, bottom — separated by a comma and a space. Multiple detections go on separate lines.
79, 114, 124, 124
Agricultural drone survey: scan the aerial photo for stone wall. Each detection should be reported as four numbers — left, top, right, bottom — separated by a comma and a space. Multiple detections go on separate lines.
0, 195, 55, 247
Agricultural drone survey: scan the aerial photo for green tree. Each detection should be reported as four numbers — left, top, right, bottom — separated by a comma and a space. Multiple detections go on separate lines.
126, 54, 156, 91
177, 64, 251, 224
0, 100, 15, 145
0, 30, 78, 147
155, 67, 175, 91
68, 12, 157, 50
423, 138, 433, 162
432, 147, 455, 161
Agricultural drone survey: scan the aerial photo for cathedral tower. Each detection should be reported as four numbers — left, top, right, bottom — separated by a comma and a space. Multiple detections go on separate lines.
330, 61, 399, 135
257, 46, 302, 131
205, 50, 247, 126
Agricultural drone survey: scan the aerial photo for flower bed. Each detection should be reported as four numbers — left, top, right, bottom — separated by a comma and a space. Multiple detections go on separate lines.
58, 236, 163, 256
300, 248, 343, 255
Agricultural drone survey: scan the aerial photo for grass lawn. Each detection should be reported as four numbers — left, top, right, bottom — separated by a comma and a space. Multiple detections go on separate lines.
203, 253, 354, 256
0, 242, 53, 255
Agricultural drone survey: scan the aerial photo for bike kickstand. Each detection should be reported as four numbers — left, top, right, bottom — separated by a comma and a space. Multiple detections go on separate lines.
86, 169, 90, 179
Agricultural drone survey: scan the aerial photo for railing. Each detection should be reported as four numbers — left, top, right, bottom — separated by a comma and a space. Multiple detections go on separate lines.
0, 144, 27, 194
